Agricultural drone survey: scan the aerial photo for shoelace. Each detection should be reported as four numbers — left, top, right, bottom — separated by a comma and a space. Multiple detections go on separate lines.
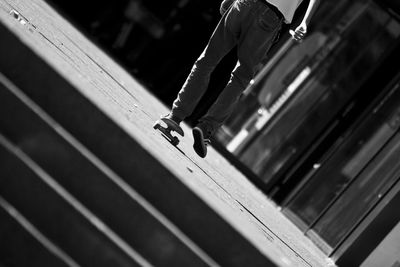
204, 130, 212, 146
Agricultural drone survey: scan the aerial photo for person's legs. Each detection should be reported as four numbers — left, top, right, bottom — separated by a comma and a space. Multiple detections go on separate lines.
200, 1, 283, 133
169, 1, 242, 123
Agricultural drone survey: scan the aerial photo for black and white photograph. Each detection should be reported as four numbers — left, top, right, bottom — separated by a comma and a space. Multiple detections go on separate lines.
0, 0, 399, 266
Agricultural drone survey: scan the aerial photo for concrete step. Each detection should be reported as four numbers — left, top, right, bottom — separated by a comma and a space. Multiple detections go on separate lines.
0, 136, 145, 267
0, 67, 214, 267
0, 198, 74, 267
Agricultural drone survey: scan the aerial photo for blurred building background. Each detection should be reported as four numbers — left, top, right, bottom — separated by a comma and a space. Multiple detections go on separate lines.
45, 0, 400, 265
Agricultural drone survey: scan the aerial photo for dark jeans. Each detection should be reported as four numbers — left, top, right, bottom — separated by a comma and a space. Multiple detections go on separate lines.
171, 0, 283, 133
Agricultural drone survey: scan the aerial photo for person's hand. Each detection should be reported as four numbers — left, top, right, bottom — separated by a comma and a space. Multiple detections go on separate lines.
220, 0, 235, 15
290, 22, 307, 42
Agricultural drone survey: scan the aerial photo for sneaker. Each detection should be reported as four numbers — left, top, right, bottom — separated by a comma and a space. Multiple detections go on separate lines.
161, 115, 184, 136
192, 123, 212, 158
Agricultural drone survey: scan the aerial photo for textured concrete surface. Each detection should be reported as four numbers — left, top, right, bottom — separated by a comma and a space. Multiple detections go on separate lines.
0, 0, 334, 266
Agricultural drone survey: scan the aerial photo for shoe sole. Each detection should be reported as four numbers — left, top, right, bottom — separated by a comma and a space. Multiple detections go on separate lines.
192, 127, 207, 158
160, 117, 184, 136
